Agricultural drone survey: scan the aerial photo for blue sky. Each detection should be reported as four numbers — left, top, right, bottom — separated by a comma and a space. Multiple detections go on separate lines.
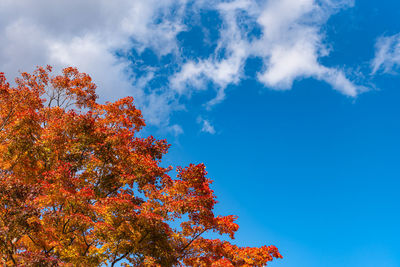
1, 0, 400, 266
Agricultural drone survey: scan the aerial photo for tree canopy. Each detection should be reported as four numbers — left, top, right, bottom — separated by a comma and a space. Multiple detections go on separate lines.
0, 66, 282, 266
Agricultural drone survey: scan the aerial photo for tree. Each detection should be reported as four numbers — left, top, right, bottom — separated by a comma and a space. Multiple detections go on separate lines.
0, 66, 282, 266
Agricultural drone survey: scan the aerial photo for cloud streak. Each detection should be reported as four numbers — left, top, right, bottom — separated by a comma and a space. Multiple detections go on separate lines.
371, 33, 400, 75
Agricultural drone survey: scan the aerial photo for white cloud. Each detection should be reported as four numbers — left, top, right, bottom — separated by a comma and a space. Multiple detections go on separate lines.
171, 0, 362, 103
167, 124, 184, 136
371, 33, 400, 75
170, 0, 253, 107
255, 0, 360, 96
0, 0, 363, 134
197, 117, 216, 134
0, 0, 186, 131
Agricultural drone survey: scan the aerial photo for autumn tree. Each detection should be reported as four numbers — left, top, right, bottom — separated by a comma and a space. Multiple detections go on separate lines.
0, 66, 282, 266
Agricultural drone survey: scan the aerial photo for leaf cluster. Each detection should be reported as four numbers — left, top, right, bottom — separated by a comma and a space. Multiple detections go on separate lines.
0, 67, 282, 266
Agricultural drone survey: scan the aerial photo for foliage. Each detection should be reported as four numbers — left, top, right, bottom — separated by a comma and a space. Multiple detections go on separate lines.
0, 66, 282, 266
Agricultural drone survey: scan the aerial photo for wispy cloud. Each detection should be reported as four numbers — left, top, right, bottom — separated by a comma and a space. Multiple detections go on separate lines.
371, 33, 400, 75
0, 0, 363, 134
197, 117, 216, 135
